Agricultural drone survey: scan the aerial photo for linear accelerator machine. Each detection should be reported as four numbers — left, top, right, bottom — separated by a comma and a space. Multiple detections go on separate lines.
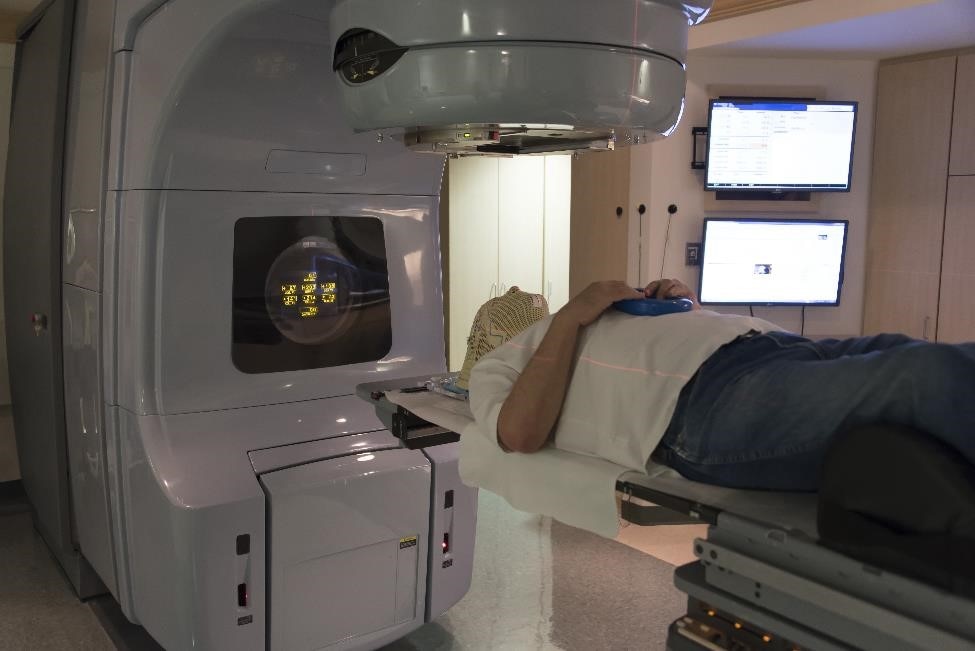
3, 0, 710, 649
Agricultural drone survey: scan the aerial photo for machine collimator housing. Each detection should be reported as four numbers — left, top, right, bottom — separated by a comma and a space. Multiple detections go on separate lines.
330, 0, 712, 153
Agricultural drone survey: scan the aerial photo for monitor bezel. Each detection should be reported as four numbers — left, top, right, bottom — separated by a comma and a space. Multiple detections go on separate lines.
704, 98, 859, 193
697, 216, 850, 307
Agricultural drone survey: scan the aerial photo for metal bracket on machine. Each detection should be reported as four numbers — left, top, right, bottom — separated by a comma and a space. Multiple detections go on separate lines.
390, 405, 460, 450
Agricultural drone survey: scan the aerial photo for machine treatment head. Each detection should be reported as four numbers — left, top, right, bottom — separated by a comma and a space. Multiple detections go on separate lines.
331, 0, 713, 154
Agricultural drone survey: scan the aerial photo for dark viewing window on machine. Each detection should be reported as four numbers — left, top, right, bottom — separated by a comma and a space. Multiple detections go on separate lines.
231, 216, 392, 374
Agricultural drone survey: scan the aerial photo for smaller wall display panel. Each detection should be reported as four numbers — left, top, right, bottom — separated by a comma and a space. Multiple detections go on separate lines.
232, 216, 392, 373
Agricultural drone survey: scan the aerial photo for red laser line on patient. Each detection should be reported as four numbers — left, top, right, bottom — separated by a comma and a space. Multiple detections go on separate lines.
578, 355, 692, 380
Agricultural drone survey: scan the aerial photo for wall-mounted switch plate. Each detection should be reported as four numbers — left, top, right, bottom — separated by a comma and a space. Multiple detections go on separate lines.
685, 242, 701, 266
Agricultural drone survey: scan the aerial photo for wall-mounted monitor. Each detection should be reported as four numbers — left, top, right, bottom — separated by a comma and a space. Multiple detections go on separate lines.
698, 218, 848, 306
704, 99, 858, 193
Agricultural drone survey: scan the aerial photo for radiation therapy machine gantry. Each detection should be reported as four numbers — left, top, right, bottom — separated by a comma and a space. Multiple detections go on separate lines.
4, 1, 712, 649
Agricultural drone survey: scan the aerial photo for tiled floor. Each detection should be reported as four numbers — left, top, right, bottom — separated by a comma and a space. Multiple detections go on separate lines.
0, 408, 19, 482
1, 489, 696, 651
615, 521, 707, 567
0, 512, 114, 650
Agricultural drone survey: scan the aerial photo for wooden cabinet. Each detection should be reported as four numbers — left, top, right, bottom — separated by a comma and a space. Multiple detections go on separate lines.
569, 148, 631, 297
543, 155, 572, 310
497, 157, 545, 298
445, 156, 571, 369
447, 157, 500, 369
950, 54, 975, 176
938, 176, 975, 343
863, 53, 975, 342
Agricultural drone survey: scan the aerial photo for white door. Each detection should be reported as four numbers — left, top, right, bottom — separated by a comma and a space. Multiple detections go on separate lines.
448, 157, 500, 370
446, 156, 571, 369
498, 156, 545, 296
543, 155, 571, 311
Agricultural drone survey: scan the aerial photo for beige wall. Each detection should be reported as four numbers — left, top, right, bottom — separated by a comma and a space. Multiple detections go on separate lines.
639, 55, 878, 337
0, 42, 18, 481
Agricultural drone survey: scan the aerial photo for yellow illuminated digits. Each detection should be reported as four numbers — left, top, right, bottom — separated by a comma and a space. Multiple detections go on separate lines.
322, 294, 337, 304
302, 294, 317, 305
303, 272, 318, 282
302, 283, 316, 294
282, 295, 298, 307
300, 306, 319, 318
323, 281, 337, 292
282, 284, 298, 295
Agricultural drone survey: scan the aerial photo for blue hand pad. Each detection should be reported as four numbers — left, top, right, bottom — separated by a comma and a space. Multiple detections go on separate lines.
613, 297, 694, 316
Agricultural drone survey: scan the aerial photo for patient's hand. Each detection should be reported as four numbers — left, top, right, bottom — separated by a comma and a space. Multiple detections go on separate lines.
560, 281, 643, 326
644, 278, 700, 309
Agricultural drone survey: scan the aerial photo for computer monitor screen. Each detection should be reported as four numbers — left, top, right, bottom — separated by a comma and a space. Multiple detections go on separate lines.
705, 99, 857, 192
698, 218, 848, 306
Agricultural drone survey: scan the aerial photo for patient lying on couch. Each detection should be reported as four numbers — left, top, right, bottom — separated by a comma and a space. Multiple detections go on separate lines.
468, 279, 975, 492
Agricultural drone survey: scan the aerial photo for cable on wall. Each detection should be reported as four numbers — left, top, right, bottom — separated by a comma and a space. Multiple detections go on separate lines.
658, 204, 678, 279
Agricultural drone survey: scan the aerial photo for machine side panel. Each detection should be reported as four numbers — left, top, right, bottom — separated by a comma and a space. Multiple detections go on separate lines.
114, 189, 157, 415
424, 443, 477, 621
120, 0, 444, 195
63, 284, 118, 594
63, 0, 116, 292
101, 190, 119, 405
260, 447, 431, 651
104, 406, 134, 616
119, 410, 267, 650
117, 190, 445, 416
118, 395, 383, 510
248, 429, 399, 475
101, 50, 129, 410
105, 51, 129, 193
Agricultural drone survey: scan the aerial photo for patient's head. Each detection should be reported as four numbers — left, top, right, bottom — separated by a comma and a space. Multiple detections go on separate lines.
456, 287, 549, 390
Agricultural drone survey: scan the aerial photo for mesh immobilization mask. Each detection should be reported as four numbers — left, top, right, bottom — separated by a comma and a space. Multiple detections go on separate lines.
457, 287, 549, 390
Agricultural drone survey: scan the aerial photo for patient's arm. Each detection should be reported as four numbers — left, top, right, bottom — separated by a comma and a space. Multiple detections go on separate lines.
496, 281, 642, 453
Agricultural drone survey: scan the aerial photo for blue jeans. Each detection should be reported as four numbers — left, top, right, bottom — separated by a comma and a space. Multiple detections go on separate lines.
653, 331, 975, 491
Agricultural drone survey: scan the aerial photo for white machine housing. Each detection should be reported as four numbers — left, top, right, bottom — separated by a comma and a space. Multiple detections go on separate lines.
6, 0, 712, 650
66, 2, 477, 649
331, 0, 711, 153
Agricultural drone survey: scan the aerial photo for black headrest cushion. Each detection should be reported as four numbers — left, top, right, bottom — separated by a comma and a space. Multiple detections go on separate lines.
818, 424, 975, 597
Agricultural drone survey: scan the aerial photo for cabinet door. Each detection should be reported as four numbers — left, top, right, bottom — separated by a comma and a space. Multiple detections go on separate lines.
498, 156, 545, 296
863, 57, 956, 338
543, 155, 572, 311
569, 148, 631, 298
3, 0, 76, 577
937, 176, 975, 343
447, 157, 499, 370
949, 54, 975, 176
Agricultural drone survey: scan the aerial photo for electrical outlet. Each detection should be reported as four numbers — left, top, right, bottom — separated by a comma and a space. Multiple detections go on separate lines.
685, 242, 701, 266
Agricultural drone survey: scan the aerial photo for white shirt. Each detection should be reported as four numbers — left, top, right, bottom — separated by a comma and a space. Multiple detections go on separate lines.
468, 309, 780, 471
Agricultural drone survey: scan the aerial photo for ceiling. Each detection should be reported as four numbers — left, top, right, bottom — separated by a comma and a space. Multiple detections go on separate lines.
0, 0, 40, 12
692, 0, 975, 60
0, 0, 41, 43
706, 0, 810, 22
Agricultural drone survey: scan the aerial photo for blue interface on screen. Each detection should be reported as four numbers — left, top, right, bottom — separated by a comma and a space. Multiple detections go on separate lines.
706, 101, 856, 191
